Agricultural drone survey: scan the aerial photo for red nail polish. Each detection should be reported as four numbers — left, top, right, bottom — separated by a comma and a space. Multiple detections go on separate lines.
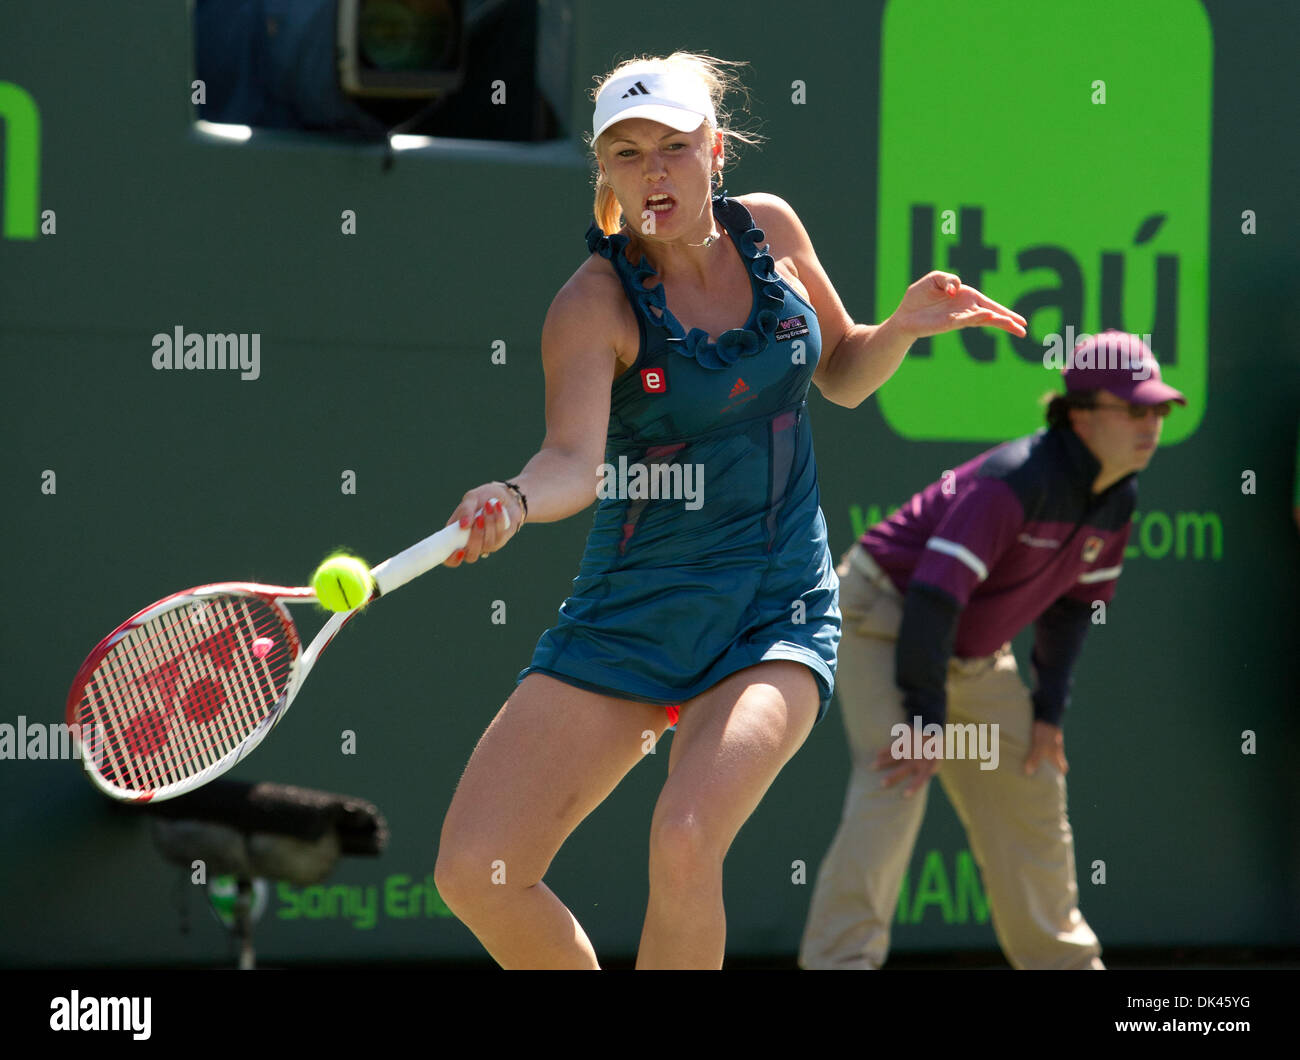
475, 514, 485, 528
453, 549, 465, 561
459, 516, 470, 529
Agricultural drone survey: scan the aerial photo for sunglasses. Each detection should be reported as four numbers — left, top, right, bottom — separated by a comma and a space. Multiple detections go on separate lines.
1089, 400, 1173, 420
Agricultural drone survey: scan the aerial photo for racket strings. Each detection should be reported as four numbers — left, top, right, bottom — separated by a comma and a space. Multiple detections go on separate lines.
74, 595, 296, 795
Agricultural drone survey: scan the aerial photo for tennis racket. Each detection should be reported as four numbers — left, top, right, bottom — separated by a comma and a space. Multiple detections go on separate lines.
66, 511, 505, 804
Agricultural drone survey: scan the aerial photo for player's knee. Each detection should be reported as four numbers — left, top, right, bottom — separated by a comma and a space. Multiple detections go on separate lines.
431, 847, 476, 915
433, 841, 516, 916
647, 811, 722, 890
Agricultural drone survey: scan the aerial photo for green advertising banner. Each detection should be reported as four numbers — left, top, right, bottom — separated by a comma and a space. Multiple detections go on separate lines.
876, 0, 1211, 444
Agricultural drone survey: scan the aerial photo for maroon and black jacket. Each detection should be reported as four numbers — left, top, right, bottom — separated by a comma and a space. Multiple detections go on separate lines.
859, 425, 1135, 729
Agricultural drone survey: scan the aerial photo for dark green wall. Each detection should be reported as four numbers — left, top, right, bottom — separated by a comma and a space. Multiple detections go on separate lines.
2, 0, 1296, 966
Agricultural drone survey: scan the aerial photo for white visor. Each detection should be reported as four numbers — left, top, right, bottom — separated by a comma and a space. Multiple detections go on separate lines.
592, 69, 717, 143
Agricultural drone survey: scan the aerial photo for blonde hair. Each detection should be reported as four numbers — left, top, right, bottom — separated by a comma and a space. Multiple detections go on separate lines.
587, 52, 763, 243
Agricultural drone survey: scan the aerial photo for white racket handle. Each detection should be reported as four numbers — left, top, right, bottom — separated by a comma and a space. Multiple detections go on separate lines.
370, 505, 510, 596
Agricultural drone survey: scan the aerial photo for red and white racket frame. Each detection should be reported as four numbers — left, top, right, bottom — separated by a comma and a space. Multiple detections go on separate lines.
66, 513, 500, 803
67, 583, 325, 802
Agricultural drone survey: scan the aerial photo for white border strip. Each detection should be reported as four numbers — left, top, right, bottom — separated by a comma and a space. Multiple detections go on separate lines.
926, 537, 988, 581
1078, 565, 1122, 584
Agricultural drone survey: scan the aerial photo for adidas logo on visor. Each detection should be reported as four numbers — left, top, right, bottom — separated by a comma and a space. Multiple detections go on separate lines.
592, 73, 717, 142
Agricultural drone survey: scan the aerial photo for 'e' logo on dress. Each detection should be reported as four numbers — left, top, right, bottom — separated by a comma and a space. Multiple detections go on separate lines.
641, 368, 667, 393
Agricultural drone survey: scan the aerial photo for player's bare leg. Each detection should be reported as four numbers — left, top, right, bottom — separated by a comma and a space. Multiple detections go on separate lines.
636, 660, 819, 968
434, 674, 669, 968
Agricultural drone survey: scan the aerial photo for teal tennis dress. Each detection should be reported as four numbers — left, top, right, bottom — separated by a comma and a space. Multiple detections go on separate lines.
518, 194, 841, 721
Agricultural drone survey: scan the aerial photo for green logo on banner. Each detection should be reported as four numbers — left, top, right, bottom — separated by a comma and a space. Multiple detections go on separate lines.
207, 875, 269, 928
0, 82, 41, 240
875, 0, 1210, 444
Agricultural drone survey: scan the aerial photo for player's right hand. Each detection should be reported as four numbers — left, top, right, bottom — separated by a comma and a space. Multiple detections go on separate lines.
443, 485, 520, 566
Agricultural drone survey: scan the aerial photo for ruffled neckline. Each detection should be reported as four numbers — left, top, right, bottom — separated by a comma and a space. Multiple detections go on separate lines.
584, 195, 787, 371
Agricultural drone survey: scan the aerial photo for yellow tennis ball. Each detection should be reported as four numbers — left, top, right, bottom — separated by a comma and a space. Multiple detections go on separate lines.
312, 555, 374, 612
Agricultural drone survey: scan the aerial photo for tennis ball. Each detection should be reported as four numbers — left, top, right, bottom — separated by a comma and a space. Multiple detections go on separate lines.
312, 555, 374, 612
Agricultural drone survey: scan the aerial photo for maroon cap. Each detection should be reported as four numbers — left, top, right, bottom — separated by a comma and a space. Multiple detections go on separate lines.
1062, 331, 1186, 405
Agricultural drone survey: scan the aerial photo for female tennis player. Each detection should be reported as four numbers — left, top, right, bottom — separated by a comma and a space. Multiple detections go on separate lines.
432, 51, 1026, 969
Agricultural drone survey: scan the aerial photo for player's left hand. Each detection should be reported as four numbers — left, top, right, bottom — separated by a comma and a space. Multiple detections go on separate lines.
888, 271, 1027, 342
1023, 720, 1068, 776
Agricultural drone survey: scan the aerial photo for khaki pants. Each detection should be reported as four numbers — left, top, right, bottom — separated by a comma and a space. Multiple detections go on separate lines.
799, 546, 1103, 970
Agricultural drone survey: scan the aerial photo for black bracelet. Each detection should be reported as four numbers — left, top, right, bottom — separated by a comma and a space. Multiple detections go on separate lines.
499, 480, 528, 524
